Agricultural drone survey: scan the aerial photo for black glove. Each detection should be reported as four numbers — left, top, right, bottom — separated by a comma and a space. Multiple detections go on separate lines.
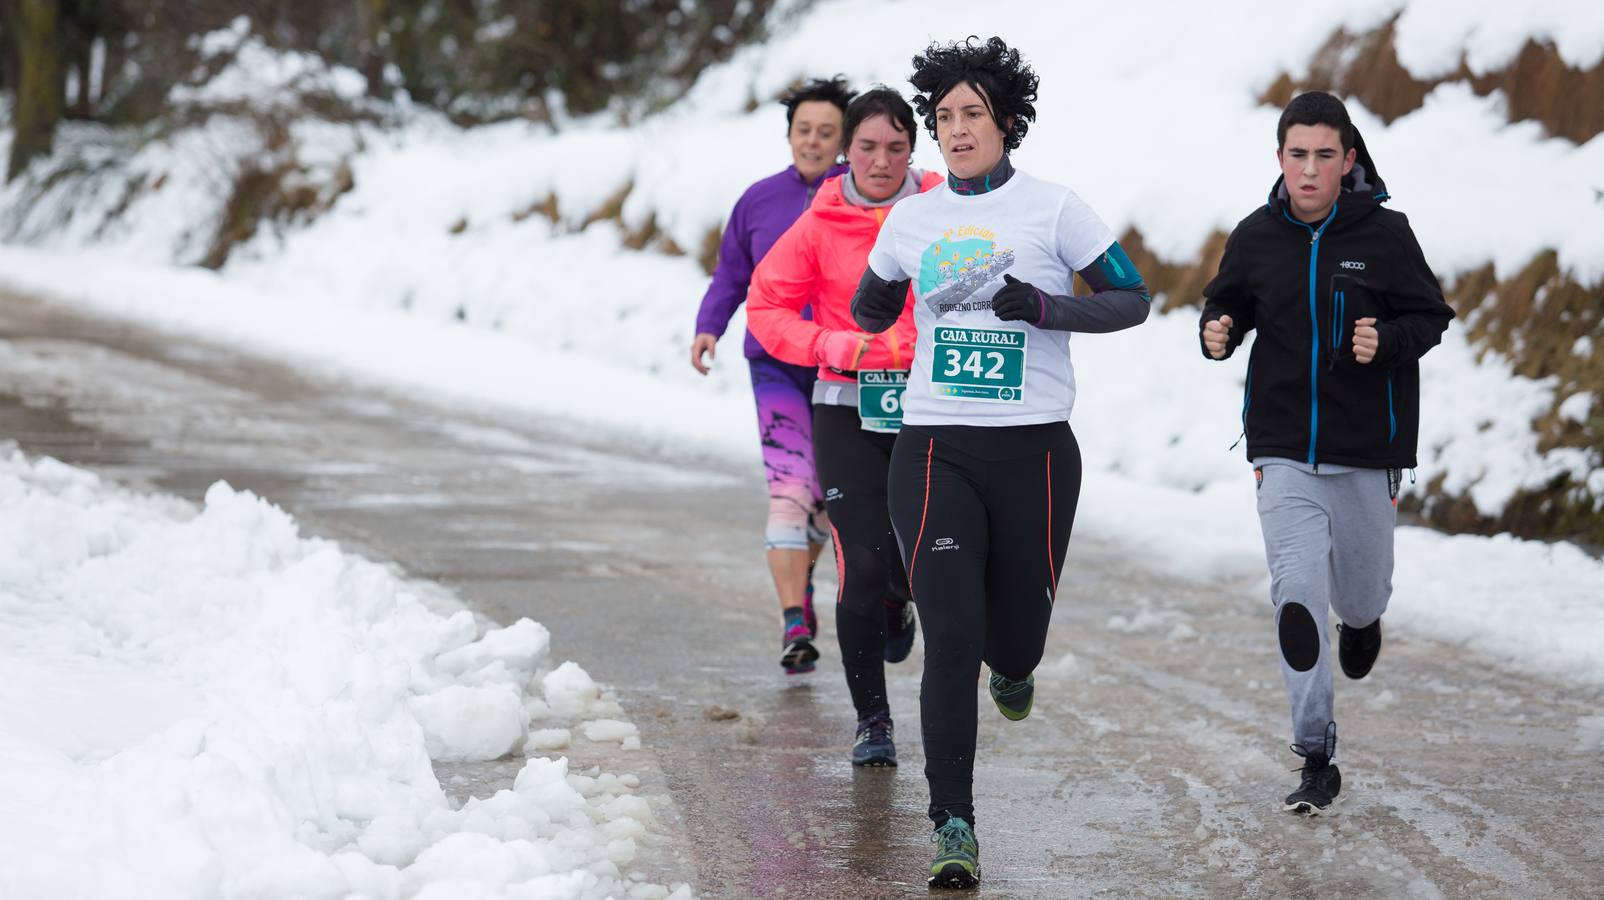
852, 268, 910, 333
990, 274, 1042, 324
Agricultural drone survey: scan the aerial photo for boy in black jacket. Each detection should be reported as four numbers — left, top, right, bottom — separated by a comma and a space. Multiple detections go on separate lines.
1199, 91, 1454, 814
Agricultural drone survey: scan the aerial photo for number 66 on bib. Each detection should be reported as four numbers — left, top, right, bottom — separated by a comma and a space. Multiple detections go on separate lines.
929, 326, 1028, 404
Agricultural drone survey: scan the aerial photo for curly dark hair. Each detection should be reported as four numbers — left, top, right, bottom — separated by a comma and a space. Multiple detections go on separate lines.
909, 37, 1038, 151
843, 86, 917, 152
779, 76, 856, 134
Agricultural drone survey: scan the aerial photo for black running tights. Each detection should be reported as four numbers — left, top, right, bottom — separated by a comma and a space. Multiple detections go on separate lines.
886, 423, 1080, 827
813, 404, 912, 720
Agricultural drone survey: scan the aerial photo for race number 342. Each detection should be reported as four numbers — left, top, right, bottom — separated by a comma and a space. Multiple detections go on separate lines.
929, 326, 1026, 403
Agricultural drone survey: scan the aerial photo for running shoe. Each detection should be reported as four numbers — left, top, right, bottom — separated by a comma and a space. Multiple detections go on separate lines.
884, 600, 916, 663
928, 817, 980, 889
803, 582, 818, 638
987, 671, 1034, 721
1337, 618, 1382, 680
780, 621, 818, 675
1283, 748, 1342, 815
851, 710, 896, 767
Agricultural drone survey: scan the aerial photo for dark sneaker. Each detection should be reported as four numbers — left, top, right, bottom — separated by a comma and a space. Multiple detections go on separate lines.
1283, 749, 1342, 815
884, 600, 916, 663
780, 621, 818, 675
988, 671, 1034, 721
803, 582, 818, 638
928, 817, 980, 889
1337, 618, 1382, 680
851, 710, 896, 767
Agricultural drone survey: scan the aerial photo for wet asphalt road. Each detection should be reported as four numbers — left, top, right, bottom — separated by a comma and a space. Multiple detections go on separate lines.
2, 291, 1601, 898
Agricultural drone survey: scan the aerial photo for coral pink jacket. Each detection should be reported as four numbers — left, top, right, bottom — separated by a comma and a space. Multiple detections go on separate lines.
747, 170, 941, 382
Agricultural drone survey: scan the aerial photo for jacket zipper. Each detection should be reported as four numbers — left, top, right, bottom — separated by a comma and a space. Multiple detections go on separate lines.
1283, 203, 1339, 465
1241, 358, 1254, 427
1327, 288, 1346, 371
1386, 374, 1396, 443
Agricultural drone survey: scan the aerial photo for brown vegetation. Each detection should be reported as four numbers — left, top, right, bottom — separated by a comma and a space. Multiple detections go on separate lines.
510, 192, 559, 224
1262, 16, 1604, 143
1421, 255, 1604, 544
1118, 228, 1232, 313
697, 225, 722, 276
202, 152, 355, 270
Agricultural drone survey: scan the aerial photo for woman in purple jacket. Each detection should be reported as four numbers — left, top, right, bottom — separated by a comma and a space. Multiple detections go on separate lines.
690, 77, 853, 674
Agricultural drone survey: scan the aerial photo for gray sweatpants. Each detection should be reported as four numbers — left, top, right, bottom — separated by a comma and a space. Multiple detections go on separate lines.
1254, 459, 1397, 757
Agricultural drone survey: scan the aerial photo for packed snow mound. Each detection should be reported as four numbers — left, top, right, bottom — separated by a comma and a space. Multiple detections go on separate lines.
0, 449, 686, 899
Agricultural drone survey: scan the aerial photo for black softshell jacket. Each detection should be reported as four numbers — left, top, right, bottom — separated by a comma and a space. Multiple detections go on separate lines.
1200, 131, 1455, 469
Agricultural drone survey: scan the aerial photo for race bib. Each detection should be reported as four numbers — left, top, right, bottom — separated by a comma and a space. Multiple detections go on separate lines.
857, 370, 907, 433
929, 326, 1027, 403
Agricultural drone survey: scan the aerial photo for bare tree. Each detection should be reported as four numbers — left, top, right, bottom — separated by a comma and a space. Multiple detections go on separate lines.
5, 0, 65, 181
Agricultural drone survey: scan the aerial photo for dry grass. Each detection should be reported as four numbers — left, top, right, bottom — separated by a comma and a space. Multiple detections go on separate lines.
200, 113, 356, 270
1117, 227, 1231, 312
579, 181, 633, 230
697, 224, 723, 275
1420, 255, 1604, 543
1262, 16, 1604, 143
510, 192, 559, 224
576, 182, 685, 257
201, 160, 352, 270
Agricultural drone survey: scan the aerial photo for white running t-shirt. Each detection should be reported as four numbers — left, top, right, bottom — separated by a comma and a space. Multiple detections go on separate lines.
866, 170, 1115, 426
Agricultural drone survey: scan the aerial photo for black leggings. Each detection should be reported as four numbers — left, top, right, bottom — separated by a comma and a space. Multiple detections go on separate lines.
886, 422, 1081, 826
813, 404, 912, 720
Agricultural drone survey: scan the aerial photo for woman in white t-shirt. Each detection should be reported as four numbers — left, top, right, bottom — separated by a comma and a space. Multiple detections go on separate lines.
851, 36, 1152, 890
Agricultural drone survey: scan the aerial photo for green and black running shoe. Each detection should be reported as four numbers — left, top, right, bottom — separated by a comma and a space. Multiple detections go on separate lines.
928, 817, 980, 889
988, 671, 1034, 721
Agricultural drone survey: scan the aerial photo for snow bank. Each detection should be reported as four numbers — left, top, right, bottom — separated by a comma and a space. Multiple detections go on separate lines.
0, 450, 688, 899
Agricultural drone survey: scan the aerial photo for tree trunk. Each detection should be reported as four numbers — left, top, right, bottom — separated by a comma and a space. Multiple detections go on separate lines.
67, 33, 92, 118
7, 0, 65, 182
357, 0, 390, 99
0, 2, 17, 96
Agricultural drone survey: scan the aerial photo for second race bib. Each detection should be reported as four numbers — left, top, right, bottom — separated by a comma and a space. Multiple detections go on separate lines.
857, 370, 907, 433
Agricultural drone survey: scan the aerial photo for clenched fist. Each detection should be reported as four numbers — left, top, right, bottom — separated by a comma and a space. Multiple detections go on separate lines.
814, 329, 871, 371
1353, 317, 1379, 364
1202, 315, 1233, 359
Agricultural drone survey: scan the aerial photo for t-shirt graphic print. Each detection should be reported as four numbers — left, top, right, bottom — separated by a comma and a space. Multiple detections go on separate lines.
919, 226, 1016, 316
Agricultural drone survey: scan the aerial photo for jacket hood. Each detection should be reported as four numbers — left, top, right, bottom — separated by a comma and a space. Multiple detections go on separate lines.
1267, 124, 1390, 223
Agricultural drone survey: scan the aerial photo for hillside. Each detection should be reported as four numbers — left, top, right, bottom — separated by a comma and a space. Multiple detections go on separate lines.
2, 0, 1600, 543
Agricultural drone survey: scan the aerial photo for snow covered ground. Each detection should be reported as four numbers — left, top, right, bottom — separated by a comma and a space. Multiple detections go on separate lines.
0, 451, 688, 899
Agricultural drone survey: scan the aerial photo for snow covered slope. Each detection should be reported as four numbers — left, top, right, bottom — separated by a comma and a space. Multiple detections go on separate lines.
3, 2, 1598, 521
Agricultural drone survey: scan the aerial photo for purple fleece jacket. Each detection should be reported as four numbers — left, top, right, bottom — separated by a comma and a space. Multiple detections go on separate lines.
695, 163, 848, 359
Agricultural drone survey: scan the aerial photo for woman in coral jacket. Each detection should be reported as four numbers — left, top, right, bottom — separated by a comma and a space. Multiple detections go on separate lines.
748, 86, 942, 768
